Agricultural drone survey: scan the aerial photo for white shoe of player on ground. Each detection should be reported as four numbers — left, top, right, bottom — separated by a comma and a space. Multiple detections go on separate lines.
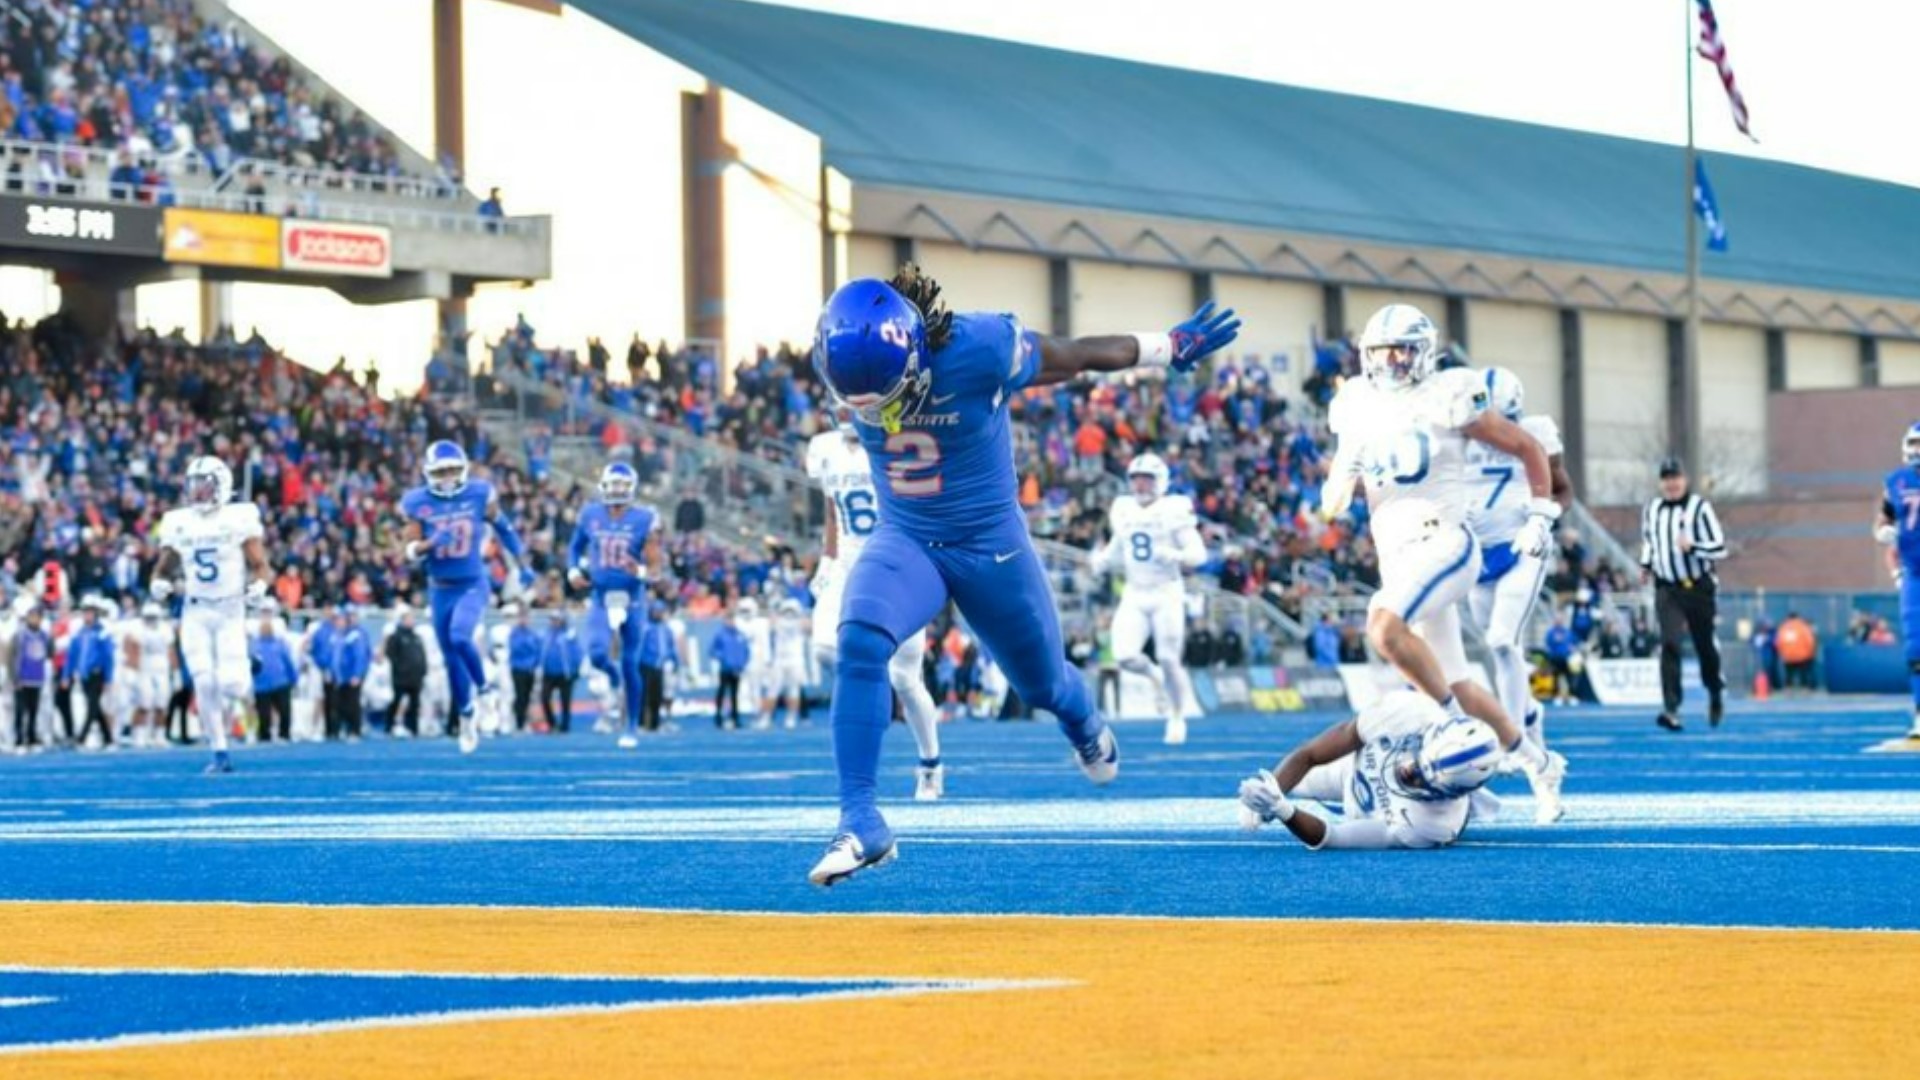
1909, 710, 1920, 740
914, 763, 945, 802
1528, 750, 1568, 824
807, 832, 897, 887
1072, 725, 1120, 785
1163, 716, 1188, 746
458, 707, 479, 755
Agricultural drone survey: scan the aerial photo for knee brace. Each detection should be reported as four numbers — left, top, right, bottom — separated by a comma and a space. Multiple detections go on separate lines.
837, 622, 896, 680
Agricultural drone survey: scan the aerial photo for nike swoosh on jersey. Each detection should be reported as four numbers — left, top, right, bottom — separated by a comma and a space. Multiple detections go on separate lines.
993, 551, 1018, 563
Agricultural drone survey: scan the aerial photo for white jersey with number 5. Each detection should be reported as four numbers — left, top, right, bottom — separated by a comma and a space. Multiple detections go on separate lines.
1465, 414, 1562, 547
1105, 495, 1200, 592
155, 504, 264, 602
1329, 368, 1489, 555
806, 431, 880, 566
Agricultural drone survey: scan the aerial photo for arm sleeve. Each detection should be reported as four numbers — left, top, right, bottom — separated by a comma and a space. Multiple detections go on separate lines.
1311, 818, 1399, 850
567, 519, 589, 570
1003, 319, 1041, 394
1692, 499, 1728, 560
489, 504, 526, 562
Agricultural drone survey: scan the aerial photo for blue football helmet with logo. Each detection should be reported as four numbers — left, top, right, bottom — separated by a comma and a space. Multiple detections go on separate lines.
813, 279, 931, 433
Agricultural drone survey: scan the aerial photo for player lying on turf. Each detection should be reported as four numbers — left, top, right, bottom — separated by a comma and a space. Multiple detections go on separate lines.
1236, 690, 1501, 849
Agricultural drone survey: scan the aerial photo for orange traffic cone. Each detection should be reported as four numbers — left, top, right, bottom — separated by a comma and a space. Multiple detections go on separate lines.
1753, 670, 1771, 701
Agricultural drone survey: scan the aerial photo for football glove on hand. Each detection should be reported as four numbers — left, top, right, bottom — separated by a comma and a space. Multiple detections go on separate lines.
150, 578, 174, 601
1513, 498, 1562, 559
1169, 301, 1242, 372
1237, 770, 1294, 830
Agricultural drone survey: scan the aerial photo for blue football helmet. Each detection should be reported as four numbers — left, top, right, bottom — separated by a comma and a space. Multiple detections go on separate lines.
600, 461, 638, 505
813, 279, 930, 434
1904, 422, 1920, 465
423, 440, 469, 497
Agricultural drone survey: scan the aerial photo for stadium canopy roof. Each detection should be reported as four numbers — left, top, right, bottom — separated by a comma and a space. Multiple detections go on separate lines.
573, 0, 1920, 305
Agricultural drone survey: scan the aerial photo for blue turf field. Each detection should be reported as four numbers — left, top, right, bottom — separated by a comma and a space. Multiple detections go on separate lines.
1, 700, 1917, 930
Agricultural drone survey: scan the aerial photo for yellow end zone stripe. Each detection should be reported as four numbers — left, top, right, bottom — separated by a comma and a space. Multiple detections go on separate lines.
0, 902, 1914, 1080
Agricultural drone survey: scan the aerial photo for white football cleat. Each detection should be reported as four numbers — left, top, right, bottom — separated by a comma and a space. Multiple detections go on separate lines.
1163, 716, 1188, 746
913, 763, 945, 802
807, 832, 897, 887
458, 707, 479, 755
616, 734, 639, 750
1528, 750, 1568, 824
1073, 725, 1120, 785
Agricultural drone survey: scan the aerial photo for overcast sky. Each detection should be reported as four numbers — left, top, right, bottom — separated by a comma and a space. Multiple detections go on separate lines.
764, 0, 1918, 189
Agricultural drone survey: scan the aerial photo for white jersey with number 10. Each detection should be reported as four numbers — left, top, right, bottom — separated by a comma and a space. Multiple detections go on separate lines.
1328, 367, 1489, 555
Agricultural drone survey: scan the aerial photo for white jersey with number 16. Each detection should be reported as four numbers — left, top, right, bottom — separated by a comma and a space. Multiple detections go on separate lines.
806, 431, 881, 566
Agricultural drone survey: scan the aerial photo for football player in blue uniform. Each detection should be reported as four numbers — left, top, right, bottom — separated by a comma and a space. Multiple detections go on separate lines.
807, 265, 1240, 885
398, 441, 533, 753
567, 461, 662, 749
1873, 421, 1920, 739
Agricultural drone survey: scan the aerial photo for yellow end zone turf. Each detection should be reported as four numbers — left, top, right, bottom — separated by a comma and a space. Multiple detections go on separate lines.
0, 901, 1914, 1080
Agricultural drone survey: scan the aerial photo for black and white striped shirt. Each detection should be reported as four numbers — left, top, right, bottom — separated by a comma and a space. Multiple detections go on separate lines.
1639, 493, 1728, 585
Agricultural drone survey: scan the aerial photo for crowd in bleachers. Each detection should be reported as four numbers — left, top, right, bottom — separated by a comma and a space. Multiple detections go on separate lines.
0, 0, 425, 182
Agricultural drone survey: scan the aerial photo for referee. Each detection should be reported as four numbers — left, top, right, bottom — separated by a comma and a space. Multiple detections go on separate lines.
1639, 457, 1728, 731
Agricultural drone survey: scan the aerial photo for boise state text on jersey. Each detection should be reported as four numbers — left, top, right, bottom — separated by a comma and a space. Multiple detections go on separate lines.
400, 479, 497, 583
851, 312, 1038, 543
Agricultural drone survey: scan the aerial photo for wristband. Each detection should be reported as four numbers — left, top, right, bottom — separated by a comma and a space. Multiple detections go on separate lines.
1130, 332, 1174, 367
1526, 497, 1562, 522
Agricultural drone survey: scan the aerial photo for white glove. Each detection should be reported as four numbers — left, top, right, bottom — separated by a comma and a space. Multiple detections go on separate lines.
1236, 770, 1294, 830
1875, 522, 1898, 546
150, 578, 174, 601
404, 540, 431, 562
245, 579, 268, 603
566, 566, 589, 591
1513, 497, 1562, 559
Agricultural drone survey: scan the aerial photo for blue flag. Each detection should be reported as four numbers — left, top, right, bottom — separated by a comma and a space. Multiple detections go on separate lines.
1693, 158, 1728, 252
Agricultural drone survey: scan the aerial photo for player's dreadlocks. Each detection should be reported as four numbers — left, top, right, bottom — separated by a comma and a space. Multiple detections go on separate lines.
889, 263, 954, 353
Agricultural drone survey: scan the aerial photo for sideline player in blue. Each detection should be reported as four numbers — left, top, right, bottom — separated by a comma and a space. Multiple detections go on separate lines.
1874, 420, 1920, 739
398, 441, 533, 753
807, 265, 1240, 885
567, 461, 662, 749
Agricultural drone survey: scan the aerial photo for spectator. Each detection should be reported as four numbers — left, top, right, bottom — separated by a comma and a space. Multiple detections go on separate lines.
68, 599, 115, 748
638, 600, 678, 732
8, 605, 50, 751
1544, 614, 1576, 706
710, 610, 750, 730
479, 187, 504, 233
1309, 613, 1340, 670
1776, 612, 1817, 692
538, 608, 584, 733
506, 605, 542, 732
384, 606, 428, 736
1628, 615, 1658, 659
250, 614, 298, 743
310, 605, 370, 741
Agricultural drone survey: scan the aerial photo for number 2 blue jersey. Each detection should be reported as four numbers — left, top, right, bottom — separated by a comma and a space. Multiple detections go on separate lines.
400, 479, 495, 585
1885, 467, 1920, 570
852, 311, 1040, 543
569, 500, 656, 591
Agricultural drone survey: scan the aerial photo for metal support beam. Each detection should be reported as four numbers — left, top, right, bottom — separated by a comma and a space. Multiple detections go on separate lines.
891, 236, 917, 272
1190, 271, 1214, 311
1665, 316, 1687, 461
682, 88, 728, 355
433, 0, 467, 379
1765, 327, 1787, 391
1560, 308, 1586, 496
1861, 334, 1882, 388
1445, 294, 1469, 350
1049, 257, 1072, 337
1322, 283, 1345, 340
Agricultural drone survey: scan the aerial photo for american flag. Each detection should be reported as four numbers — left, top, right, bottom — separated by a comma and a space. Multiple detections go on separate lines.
1695, 0, 1754, 139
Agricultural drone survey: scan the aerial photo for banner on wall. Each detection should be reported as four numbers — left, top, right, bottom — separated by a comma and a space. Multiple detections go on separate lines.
162, 208, 279, 269
1586, 658, 1663, 707
281, 220, 392, 277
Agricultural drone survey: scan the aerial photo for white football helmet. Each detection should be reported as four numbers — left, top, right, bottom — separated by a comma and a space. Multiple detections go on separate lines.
140, 602, 163, 620
736, 597, 760, 618
599, 462, 638, 505
184, 456, 234, 514
1411, 716, 1501, 799
1484, 367, 1525, 420
1358, 304, 1439, 391
1127, 452, 1169, 502
1903, 421, 1920, 465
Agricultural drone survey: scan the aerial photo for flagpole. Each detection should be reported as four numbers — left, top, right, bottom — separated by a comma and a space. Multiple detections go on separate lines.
1681, 0, 1703, 474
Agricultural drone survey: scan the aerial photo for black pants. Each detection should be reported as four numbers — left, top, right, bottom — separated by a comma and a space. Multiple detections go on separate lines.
391, 683, 423, 735
77, 675, 111, 746
13, 686, 41, 746
255, 688, 292, 742
1656, 581, 1724, 714
541, 674, 574, 733
640, 664, 666, 732
511, 670, 536, 730
715, 671, 741, 728
54, 681, 75, 743
323, 682, 363, 739
166, 686, 193, 742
